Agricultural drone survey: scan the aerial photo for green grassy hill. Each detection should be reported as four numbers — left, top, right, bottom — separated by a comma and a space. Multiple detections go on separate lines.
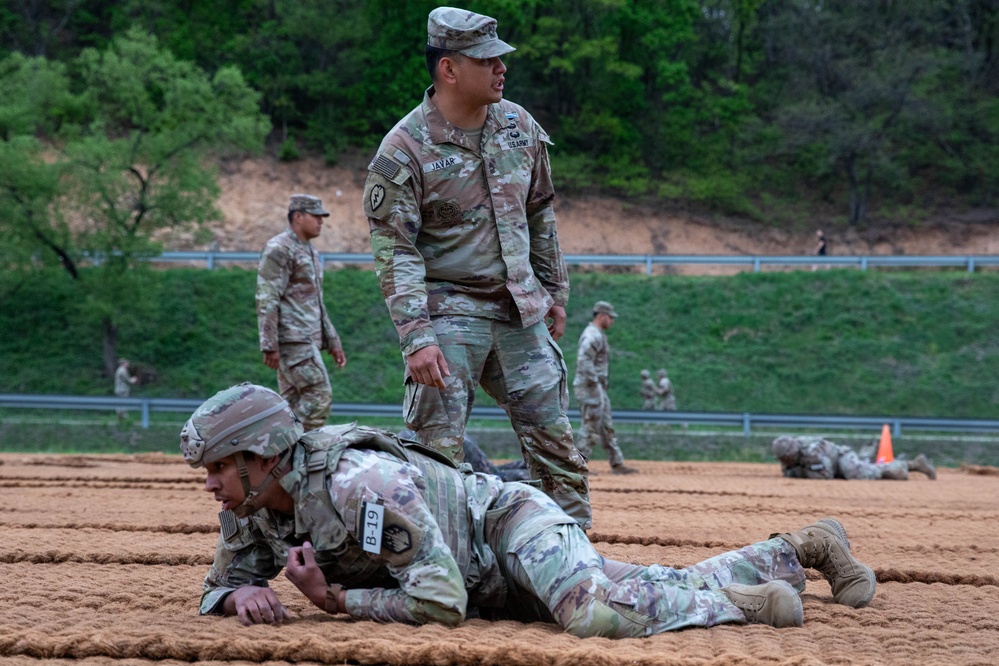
2, 267, 997, 419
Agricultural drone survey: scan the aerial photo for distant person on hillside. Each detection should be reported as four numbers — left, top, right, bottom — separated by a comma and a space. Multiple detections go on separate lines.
573, 301, 637, 474
256, 193, 347, 431
361, 7, 590, 527
182, 383, 879, 635
655, 369, 676, 411
772, 435, 937, 480
812, 229, 827, 271
113, 358, 138, 419
640, 369, 657, 410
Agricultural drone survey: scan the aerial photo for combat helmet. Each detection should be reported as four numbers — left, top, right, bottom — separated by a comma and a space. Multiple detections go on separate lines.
181, 383, 302, 517
771, 436, 801, 464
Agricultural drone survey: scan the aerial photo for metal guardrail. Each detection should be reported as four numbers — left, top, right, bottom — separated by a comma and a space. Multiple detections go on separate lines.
3, 393, 997, 437
146, 251, 999, 274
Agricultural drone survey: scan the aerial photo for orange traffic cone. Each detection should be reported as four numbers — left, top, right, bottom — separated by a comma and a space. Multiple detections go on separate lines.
875, 424, 894, 464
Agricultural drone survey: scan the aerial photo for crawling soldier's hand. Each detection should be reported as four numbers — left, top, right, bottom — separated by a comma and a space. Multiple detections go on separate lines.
285, 541, 329, 610
224, 585, 291, 626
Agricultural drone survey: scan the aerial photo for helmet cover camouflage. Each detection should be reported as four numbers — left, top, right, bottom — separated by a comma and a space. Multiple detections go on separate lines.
771, 436, 801, 463
180, 383, 303, 468
640, 369, 650, 377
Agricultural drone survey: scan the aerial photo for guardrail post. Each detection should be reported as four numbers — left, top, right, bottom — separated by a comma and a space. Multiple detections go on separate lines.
860, 256, 867, 271
207, 252, 215, 270
141, 400, 150, 429
645, 255, 652, 275
753, 258, 760, 273
968, 257, 975, 273
743, 413, 751, 437
893, 419, 901, 438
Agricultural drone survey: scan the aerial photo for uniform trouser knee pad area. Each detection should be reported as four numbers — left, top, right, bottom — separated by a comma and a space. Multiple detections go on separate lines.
277, 343, 332, 431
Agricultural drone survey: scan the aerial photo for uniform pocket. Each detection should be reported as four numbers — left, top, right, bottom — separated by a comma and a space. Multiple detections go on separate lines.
403, 377, 452, 430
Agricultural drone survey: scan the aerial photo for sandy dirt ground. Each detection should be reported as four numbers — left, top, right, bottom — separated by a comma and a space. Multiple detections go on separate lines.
2, 452, 997, 665
152, 157, 999, 275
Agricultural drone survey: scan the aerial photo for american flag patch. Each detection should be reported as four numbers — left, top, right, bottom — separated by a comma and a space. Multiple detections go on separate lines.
371, 154, 400, 179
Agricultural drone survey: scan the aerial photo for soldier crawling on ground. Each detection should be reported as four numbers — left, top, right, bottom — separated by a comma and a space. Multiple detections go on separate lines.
772, 435, 937, 480
181, 383, 880, 636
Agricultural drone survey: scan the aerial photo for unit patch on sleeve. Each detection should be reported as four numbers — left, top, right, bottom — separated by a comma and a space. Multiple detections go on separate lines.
369, 184, 386, 212
383, 524, 413, 554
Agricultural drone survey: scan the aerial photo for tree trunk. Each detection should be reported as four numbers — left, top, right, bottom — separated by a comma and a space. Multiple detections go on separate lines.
102, 316, 118, 377
845, 153, 862, 225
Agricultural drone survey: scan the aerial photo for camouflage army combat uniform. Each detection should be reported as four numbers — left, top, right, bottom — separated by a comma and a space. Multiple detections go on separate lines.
197, 422, 811, 636
362, 17, 589, 528
771, 436, 935, 480
573, 318, 627, 469
640, 370, 656, 410
655, 370, 676, 411
257, 222, 342, 431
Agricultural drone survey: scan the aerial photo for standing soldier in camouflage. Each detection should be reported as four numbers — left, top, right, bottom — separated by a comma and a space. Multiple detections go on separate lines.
573, 301, 636, 474
655, 368, 676, 411
256, 194, 346, 431
113, 358, 137, 419
362, 7, 589, 528
182, 383, 878, 634
772, 435, 937, 480
640, 369, 656, 410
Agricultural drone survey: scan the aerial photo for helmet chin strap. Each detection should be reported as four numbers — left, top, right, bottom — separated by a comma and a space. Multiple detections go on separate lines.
230, 449, 293, 518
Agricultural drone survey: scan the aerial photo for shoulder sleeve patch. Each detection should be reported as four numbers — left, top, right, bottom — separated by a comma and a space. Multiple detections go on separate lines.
369, 151, 413, 186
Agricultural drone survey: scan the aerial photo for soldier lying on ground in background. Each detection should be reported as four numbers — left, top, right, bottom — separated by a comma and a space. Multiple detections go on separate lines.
182, 384, 879, 636
772, 435, 937, 480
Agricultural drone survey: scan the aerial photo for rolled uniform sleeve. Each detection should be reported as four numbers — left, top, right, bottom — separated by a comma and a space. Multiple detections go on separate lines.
526, 130, 569, 307
256, 242, 292, 352
331, 450, 467, 625
364, 153, 440, 357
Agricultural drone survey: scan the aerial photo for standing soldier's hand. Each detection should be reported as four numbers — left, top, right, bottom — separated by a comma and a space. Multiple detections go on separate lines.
406, 345, 450, 389
329, 347, 347, 369
546, 305, 566, 341
262, 350, 281, 370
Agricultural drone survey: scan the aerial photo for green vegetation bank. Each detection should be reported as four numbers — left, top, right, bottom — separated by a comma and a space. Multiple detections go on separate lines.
3, 267, 996, 419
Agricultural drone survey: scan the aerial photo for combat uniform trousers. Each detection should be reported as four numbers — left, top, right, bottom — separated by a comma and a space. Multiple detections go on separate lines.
404, 315, 591, 530
573, 383, 625, 467
277, 342, 332, 431
835, 446, 909, 480
491, 485, 807, 638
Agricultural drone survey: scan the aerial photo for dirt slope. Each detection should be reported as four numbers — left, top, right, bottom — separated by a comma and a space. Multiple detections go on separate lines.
164, 157, 999, 272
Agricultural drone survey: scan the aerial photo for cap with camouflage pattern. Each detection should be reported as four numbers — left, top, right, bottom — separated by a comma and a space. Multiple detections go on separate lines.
641, 369, 650, 378
180, 383, 303, 468
593, 300, 618, 318
427, 6, 515, 59
288, 193, 330, 216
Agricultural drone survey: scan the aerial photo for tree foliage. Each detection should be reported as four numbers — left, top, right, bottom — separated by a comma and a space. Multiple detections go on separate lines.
1, 0, 996, 224
0, 28, 269, 374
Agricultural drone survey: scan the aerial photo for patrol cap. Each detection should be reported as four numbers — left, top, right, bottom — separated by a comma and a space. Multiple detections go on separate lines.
288, 193, 329, 216
427, 6, 515, 59
593, 300, 618, 318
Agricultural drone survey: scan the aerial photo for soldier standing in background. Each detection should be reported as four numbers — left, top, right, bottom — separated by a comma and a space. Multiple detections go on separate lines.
362, 7, 590, 528
655, 368, 676, 411
573, 301, 637, 474
181, 383, 879, 635
772, 436, 937, 480
640, 369, 656, 409
113, 358, 137, 419
256, 194, 346, 431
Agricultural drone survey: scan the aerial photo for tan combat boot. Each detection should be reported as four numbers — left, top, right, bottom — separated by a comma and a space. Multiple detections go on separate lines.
720, 580, 804, 628
908, 454, 937, 480
611, 463, 639, 475
772, 517, 876, 608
